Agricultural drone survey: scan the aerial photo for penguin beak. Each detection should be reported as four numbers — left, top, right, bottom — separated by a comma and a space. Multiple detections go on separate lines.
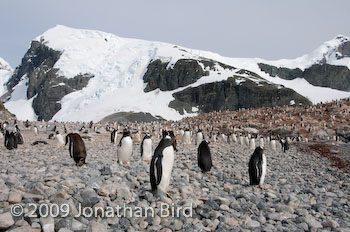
263, 147, 267, 150
175, 137, 180, 140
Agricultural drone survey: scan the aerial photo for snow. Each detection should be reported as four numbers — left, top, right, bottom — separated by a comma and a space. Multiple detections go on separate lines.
3, 25, 350, 122
4, 76, 37, 121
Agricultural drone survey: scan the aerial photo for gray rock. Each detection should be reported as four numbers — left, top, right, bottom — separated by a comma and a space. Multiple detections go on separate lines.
0, 212, 14, 229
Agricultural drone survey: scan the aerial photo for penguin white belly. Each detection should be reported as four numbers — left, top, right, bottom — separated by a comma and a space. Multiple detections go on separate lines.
259, 154, 267, 185
114, 132, 118, 144
232, 134, 237, 143
259, 138, 264, 148
158, 146, 175, 193
249, 138, 256, 150
142, 139, 153, 161
196, 133, 203, 145
270, 140, 277, 151
244, 137, 249, 147
56, 134, 65, 147
179, 130, 184, 137
117, 137, 133, 163
183, 132, 191, 145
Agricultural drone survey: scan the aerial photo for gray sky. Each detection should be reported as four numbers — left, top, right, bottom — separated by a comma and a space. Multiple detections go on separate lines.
1, 0, 350, 68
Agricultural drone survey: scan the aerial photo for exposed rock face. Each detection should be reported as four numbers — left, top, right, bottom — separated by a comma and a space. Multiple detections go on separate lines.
0, 102, 16, 121
337, 40, 350, 58
143, 59, 235, 92
258, 63, 350, 91
169, 76, 311, 114
6, 41, 93, 121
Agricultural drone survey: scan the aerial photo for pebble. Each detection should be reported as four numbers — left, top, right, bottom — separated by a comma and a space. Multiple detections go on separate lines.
0, 128, 349, 231
0, 212, 14, 229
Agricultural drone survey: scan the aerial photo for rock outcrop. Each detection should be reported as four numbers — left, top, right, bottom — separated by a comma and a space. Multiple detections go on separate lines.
258, 63, 350, 91
169, 76, 311, 114
143, 59, 235, 92
6, 41, 93, 121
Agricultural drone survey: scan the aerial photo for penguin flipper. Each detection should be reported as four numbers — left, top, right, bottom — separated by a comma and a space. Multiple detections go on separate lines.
150, 153, 158, 192
155, 154, 163, 185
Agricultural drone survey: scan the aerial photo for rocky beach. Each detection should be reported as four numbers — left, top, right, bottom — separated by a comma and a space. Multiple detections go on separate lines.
0, 125, 350, 232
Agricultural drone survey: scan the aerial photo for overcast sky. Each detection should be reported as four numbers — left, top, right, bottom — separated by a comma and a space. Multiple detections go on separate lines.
1, 0, 350, 67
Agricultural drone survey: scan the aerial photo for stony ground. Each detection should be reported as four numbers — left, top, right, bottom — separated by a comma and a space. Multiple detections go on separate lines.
0, 129, 350, 232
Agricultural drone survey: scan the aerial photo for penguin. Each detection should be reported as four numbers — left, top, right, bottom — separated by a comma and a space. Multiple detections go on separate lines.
34, 126, 39, 136
65, 133, 87, 166
195, 129, 203, 145
150, 133, 175, 194
244, 136, 250, 147
134, 131, 141, 143
55, 131, 65, 147
270, 139, 277, 151
111, 129, 118, 144
14, 131, 24, 145
117, 129, 133, 165
249, 138, 256, 150
248, 147, 267, 187
4, 131, 17, 150
197, 140, 212, 173
231, 134, 237, 143
141, 133, 153, 162
183, 129, 191, 145
259, 137, 264, 148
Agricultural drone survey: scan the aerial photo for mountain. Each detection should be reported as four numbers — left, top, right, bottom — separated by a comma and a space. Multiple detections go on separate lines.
0, 57, 12, 96
2, 25, 350, 122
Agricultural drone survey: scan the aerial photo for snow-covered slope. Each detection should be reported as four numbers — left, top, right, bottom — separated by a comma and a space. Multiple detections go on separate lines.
0, 57, 12, 96
3, 25, 350, 122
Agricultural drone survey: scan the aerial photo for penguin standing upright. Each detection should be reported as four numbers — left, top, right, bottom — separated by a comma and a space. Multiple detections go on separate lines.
34, 126, 39, 136
55, 131, 65, 147
111, 129, 118, 144
197, 140, 212, 172
195, 130, 203, 145
117, 129, 133, 165
65, 133, 87, 166
141, 133, 153, 162
231, 134, 237, 143
259, 137, 264, 148
4, 131, 17, 150
249, 137, 256, 150
150, 133, 175, 194
248, 147, 267, 187
183, 129, 191, 145
134, 131, 141, 143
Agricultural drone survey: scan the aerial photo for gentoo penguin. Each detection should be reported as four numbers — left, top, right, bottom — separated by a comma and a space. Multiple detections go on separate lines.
244, 136, 250, 147
141, 133, 153, 162
248, 147, 267, 187
65, 133, 87, 166
183, 129, 191, 145
117, 129, 133, 165
195, 130, 203, 145
15, 131, 24, 145
34, 126, 39, 136
4, 131, 17, 150
280, 138, 289, 153
259, 137, 264, 148
134, 131, 141, 143
111, 129, 118, 144
55, 131, 65, 147
231, 134, 237, 143
197, 140, 212, 173
249, 137, 256, 150
270, 139, 277, 151
150, 133, 175, 194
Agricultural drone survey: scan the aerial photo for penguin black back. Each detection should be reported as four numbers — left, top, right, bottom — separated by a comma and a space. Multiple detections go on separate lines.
4, 131, 17, 150
197, 140, 212, 172
140, 134, 151, 157
65, 133, 87, 166
111, 129, 117, 143
248, 147, 265, 185
150, 137, 174, 192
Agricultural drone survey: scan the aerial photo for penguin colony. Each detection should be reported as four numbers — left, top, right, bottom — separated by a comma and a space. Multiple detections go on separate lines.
0, 98, 349, 197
